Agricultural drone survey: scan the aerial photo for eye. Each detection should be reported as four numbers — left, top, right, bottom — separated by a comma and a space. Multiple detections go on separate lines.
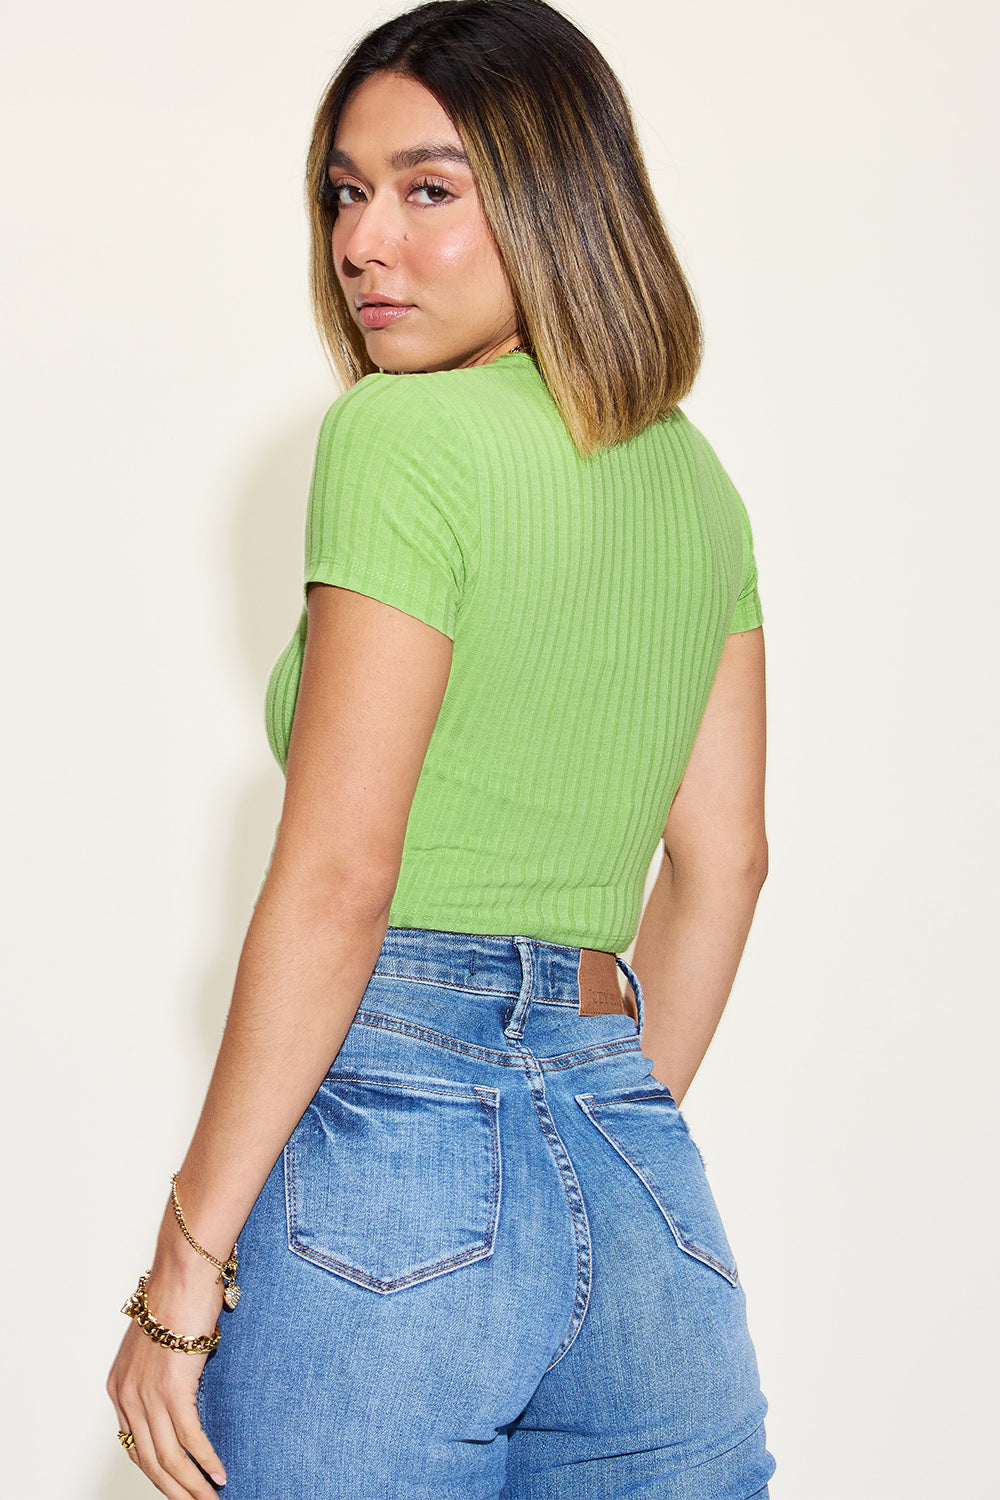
410, 179, 453, 206
327, 180, 367, 208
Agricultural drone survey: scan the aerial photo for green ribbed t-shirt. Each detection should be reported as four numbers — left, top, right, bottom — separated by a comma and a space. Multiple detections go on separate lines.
266, 352, 761, 952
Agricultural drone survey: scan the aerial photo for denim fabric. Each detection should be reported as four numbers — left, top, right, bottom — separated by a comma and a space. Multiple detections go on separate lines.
199, 929, 773, 1498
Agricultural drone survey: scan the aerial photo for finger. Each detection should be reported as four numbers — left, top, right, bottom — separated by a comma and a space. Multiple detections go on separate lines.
113, 1393, 211, 1500
174, 1410, 227, 1489
108, 1397, 144, 1474
119, 1412, 163, 1488
143, 1405, 223, 1500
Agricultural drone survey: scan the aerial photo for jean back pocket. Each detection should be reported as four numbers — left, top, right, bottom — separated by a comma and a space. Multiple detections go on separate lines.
575, 1087, 739, 1285
285, 1070, 501, 1294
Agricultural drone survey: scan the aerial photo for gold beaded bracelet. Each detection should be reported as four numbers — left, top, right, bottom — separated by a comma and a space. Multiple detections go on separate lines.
121, 1273, 221, 1355
170, 1172, 241, 1310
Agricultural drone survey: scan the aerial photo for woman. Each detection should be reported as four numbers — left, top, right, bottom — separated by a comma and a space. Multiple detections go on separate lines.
108, 2, 773, 1496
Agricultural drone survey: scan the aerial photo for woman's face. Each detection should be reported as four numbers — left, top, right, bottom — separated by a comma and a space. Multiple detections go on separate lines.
329, 72, 520, 373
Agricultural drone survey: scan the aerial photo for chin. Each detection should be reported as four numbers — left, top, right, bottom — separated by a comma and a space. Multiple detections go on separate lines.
362, 338, 426, 375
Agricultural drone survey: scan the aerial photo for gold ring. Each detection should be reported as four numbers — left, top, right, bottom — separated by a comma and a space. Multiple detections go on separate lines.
118, 1431, 135, 1451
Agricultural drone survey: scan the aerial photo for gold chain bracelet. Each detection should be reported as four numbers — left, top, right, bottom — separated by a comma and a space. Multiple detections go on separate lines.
170, 1173, 241, 1310
121, 1274, 221, 1355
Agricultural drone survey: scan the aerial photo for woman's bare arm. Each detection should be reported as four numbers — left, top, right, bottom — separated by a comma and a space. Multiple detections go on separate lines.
107, 584, 452, 1500
631, 627, 767, 1105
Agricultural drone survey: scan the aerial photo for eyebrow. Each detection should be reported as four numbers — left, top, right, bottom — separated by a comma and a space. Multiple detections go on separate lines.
327, 143, 470, 173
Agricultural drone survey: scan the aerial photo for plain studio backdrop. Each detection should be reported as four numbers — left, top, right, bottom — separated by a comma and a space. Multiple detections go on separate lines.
2, 0, 997, 1496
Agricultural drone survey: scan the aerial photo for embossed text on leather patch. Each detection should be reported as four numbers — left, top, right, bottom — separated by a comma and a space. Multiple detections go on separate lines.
577, 948, 626, 1016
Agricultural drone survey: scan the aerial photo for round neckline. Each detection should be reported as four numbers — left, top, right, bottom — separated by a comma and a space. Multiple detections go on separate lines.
375, 350, 534, 378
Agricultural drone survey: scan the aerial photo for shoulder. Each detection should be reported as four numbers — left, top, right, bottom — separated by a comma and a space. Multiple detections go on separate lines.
645, 407, 714, 463
317, 356, 556, 458
653, 409, 741, 497
316, 370, 452, 451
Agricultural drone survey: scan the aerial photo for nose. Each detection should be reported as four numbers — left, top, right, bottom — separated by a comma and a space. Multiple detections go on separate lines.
337, 195, 400, 272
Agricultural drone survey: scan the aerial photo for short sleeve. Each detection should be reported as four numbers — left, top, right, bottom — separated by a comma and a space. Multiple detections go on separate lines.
676, 411, 763, 636
729, 499, 763, 634
303, 374, 469, 639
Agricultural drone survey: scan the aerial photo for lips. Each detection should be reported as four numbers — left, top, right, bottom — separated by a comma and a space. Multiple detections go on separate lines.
356, 294, 413, 330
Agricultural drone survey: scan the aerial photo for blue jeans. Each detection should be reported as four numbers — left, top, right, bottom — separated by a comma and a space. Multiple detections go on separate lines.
199, 929, 774, 1498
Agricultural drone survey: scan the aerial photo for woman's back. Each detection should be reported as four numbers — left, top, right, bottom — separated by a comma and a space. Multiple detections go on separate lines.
266, 351, 761, 950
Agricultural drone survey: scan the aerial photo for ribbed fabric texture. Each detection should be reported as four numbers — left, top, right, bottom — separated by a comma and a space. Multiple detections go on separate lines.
265, 353, 761, 952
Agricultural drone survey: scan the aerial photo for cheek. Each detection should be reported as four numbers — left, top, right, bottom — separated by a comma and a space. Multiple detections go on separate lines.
432, 225, 509, 301
422, 227, 478, 279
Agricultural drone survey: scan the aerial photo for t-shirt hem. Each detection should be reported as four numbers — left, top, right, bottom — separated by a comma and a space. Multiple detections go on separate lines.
305, 557, 457, 639
728, 590, 763, 634
387, 907, 635, 955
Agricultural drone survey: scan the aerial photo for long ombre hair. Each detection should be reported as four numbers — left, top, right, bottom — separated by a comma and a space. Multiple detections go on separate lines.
306, 0, 701, 455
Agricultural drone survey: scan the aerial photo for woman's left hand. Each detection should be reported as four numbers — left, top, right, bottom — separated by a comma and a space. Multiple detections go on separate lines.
107, 1257, 228, 1498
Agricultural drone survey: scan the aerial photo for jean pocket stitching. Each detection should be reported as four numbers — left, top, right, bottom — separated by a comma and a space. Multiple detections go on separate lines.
540, 1038, 648, 1073
354, 1009, 520, 1067
575, 1092, 739, 1286
285, 1072, 502, 1294
279, 1238, 494, 1293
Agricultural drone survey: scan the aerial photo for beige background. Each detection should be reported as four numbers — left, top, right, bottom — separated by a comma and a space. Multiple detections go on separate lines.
2, 0, 997, 1496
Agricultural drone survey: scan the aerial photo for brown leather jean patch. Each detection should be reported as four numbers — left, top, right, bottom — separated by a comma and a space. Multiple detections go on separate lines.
577, 949, 637, 1022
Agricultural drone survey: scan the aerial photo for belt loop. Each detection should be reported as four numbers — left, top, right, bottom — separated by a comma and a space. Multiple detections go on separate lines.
616, 956, 645, 1037
506, 937, 535, 1039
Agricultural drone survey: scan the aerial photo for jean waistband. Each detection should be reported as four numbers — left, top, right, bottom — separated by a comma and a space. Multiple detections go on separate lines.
372, 927, 640, 1027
